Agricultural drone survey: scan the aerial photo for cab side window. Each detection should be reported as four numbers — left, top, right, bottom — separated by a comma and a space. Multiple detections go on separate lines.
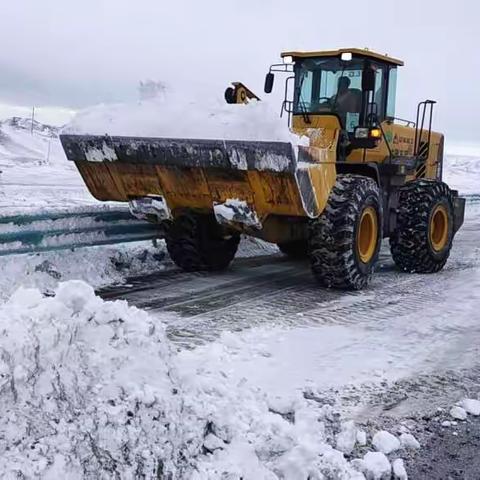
386, 68, 397, 118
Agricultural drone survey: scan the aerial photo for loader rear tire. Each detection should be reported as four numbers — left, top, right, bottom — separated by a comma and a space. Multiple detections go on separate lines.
166, 213, 240, 272
308, 175, 382, 290
277, 240, 308, 259
390, 179, 454, 273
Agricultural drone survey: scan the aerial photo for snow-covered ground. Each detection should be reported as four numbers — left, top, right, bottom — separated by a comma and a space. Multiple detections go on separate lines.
1, 116, 480, 478
0, 117, 95, 214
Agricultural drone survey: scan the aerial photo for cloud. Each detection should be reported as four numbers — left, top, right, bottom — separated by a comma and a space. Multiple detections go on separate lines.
0, 0, 478, 140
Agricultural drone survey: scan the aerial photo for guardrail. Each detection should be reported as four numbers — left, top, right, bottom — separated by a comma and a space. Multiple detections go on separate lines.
0, 207, 163, 256
466, 194, 480, 204
0, 193, 476, 257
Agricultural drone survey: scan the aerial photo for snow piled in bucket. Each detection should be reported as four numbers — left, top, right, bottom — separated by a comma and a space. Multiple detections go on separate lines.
64, 86, 308, 145
0, 280, 369, 479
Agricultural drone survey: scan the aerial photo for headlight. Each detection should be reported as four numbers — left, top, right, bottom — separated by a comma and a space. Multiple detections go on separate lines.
370, 128, 382, 138
355, 128, 369, 139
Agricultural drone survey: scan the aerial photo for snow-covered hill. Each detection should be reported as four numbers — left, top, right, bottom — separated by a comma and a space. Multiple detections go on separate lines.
0, 117, 65, 167
0, 117, 94, 213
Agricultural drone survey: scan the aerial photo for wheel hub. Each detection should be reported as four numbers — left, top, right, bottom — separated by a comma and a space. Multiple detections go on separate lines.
357, 206, 378, 263
430, 205, 449, 252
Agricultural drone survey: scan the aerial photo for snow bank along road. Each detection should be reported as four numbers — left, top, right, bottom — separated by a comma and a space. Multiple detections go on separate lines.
101, 200, 480, 418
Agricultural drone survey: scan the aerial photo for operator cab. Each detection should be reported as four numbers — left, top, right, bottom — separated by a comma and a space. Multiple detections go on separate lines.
265, 48, 403, 143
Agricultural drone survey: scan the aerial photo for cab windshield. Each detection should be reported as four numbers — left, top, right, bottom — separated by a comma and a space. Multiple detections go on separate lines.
293, 57, 385, 132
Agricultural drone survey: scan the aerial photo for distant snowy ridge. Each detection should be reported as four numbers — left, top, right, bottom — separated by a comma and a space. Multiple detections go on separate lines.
0, 116, 66, 167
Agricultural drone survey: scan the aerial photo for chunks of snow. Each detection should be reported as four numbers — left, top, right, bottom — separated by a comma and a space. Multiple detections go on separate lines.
400, 433, 420, 450
450, 406, 468, 420
392, 458, 408, 479
362, 452, 392, 480
84, 141, 118, 162
372, 430, 401, 454
356, 429, 367, 446
55, 279, 96, 313
336, 420, 358, 454
214, 198, 261, 229
460, 398, 480, 416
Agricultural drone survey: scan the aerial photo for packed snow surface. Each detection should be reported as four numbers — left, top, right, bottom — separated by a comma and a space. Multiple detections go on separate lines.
64, 88, 308, 145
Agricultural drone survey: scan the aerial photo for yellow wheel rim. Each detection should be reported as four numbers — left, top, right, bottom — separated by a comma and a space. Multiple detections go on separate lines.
430, 205, 449, 252
357, 206, 378, 263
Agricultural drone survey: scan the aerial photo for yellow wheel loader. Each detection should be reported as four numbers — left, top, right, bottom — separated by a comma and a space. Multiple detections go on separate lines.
60, 48, 465, 290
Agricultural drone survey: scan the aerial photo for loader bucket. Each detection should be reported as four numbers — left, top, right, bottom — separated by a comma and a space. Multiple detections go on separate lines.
60, 134, 336, 235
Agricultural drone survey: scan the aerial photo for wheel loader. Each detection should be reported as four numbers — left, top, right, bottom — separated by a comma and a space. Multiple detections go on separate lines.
60, 48, 465, 290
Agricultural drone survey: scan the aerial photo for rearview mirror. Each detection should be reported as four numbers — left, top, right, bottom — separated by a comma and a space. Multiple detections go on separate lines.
362, 66, 376, 91
264, 73, 274, 94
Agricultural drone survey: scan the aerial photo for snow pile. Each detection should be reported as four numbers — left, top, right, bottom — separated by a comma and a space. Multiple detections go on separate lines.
0, 280, 418, 479
0, 281, 184, 478
64, 86, 307, 145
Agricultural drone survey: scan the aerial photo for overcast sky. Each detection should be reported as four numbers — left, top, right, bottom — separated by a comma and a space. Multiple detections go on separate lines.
1, 0, 478, 142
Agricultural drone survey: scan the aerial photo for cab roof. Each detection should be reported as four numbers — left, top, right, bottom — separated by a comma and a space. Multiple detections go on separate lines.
280, 48, 404, 66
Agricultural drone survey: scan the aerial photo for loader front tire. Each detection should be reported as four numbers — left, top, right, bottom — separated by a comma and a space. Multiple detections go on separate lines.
277, 240, 308, 259
166, 213, 240, 272
308, 175, 382, 290
390, 180, 454, 273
